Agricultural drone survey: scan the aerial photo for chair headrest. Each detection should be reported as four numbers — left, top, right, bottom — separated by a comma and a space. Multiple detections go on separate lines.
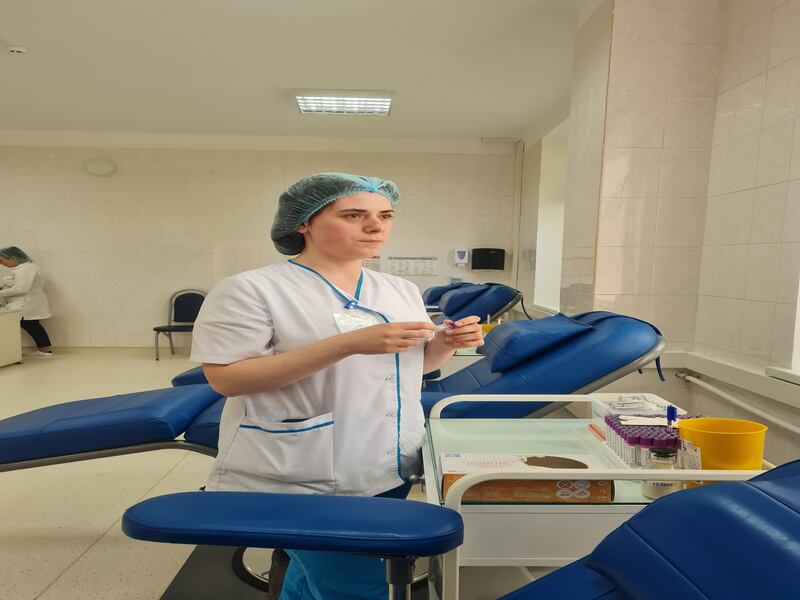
477, 314, 593, 373
438, 284, 488, 315
421, 283, 468, 305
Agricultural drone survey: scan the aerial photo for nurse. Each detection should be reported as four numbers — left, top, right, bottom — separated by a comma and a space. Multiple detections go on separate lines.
0, 246, 53, 356
191, 173, 483, 599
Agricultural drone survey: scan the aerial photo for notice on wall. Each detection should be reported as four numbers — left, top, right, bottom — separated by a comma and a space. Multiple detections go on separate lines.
387, 256, 438, 276
363, 256, 381, 271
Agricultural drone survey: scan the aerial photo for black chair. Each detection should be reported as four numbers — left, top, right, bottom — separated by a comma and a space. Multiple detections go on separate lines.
153, 289, 206, 360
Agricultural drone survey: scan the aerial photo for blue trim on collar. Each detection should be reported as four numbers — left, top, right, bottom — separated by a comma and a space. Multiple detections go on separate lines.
288, 260, 364, 307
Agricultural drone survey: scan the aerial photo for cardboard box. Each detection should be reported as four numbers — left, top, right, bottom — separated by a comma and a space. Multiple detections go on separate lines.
440, 453, 615, 504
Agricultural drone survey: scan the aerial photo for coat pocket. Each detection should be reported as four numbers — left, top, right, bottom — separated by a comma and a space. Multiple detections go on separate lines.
223, 412, 335, 485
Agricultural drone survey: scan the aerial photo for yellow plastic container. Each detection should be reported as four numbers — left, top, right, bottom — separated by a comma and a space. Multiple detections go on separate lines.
678, 418, 767, 470
481, 323, 497, 335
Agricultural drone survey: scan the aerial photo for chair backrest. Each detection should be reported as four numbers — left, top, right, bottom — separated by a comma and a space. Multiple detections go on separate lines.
438, 283, 522, 323
424, 311, 663, 418
584, 459, 800, 600
421, 282, 471, 307
170, 289, 206, 325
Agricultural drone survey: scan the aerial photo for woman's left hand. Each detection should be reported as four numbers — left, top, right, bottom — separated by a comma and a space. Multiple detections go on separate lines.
437, 316, 484, 348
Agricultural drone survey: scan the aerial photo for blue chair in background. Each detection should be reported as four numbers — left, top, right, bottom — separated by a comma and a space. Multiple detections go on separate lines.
421, 282, 470, 313
433, 282, 521, 324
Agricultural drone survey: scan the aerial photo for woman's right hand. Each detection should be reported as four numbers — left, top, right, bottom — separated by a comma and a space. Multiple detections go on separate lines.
339, 322, 438, 355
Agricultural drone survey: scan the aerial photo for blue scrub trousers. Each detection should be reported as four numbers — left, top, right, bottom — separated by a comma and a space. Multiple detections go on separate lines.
279, 482, 412, 600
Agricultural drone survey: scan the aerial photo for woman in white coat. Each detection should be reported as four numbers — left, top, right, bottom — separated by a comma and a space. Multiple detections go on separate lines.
190, 173, 484, 600
0, 246, 53, 356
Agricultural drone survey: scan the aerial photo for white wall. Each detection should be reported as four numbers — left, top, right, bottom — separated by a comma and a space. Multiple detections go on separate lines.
0, 145, 517, 347
533, 126, 568, 310
561, 0, 613, 314
697, 0, 800, 369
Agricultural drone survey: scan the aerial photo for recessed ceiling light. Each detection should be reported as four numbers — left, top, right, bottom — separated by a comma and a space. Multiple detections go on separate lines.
295, 91, 392, 116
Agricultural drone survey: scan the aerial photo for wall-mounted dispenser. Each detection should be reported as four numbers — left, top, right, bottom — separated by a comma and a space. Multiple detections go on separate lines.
471, 248, 505, 270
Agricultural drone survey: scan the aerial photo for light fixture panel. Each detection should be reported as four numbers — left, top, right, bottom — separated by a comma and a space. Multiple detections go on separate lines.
295, 91, 392, 116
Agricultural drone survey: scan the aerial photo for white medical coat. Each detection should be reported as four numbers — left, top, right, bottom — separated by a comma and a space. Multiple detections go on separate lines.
0, 262, 51, 319
190, 261, 431, 496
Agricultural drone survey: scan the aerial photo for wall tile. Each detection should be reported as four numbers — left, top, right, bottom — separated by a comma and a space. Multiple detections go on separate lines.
594, 246, 654, 294
660, 147, 711, 198
713, 296, 745, 352
738, 15, 772, 80
601, 148, 662, 198
762, 56, 800, 127
605, 93, 667, 147
650, 293, 698, 343
705, 189, 754, 245
739, 299, 776, 361
707, 141, 731, 196
784, 180, 800, 242
597, 198, 658, 246
675, 0, 726, 43
593, 294, 653, 321
751, 182, 789, 243
769, 0, 800, 68
727, 130, 760, 191
770, 303, 798, 366
669, 44, 722, 96
733, 73, 767, 137
610, 43, 672, 95
655, 197, 707, 246
719, 32, 743, 92
664, 96, 717, 147
777, 242, 800, 302
652, 247, 702, 293
612, 0, 677, 43
694, 294, 717, 345
791, 116, 800, 179
756, 118, 796, 185
741, 0, 774, 28
712, 88, 738, 145
744, 243, 782, 301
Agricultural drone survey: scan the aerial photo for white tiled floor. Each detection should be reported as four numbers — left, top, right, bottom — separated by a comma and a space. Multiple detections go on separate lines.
0, 349, 536, 600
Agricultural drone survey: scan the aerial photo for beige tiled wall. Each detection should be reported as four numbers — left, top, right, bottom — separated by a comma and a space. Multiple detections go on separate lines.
698, 0, 800, 368
594, 0, 725, 351
0, 147, 516, 347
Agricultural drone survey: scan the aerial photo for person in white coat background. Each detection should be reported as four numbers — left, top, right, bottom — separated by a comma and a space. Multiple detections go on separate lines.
190, 173, 484, 600
0, 246, 53, 356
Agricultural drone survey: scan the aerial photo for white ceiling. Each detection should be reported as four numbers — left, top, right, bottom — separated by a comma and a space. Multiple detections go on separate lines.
0, 0, 581, 140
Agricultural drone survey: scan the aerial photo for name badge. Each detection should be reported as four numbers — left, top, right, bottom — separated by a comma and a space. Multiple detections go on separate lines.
333, 311, 382, 334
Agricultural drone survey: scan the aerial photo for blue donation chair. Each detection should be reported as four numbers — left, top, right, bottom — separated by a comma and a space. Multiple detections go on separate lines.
153, 289, 206, 361
0, 384, 225, 471
421, 282, 470, 313
433, 282, 522, 324
122, 459, 800, 599
421, 311, 665, 418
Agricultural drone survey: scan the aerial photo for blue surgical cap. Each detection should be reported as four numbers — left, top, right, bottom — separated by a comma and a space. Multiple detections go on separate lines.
271, 172, 400, 255
0, 246, 32, 263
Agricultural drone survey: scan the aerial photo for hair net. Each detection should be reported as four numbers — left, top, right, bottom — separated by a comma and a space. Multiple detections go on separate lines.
0, 246, 32, 263
271, 172, 400, 255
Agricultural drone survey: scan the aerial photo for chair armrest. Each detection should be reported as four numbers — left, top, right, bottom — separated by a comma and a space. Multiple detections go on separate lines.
123, 491, 463, 557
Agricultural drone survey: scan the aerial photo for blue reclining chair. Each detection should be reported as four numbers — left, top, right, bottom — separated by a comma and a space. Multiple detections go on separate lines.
0, 384, 225, 471
123, 459, 800, 600
432, 282, 522, 325
421, 282, 470, 313
422, 311, 665, 418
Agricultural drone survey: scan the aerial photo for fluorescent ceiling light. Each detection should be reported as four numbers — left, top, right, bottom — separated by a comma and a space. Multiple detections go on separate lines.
295, 93, 392, 116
